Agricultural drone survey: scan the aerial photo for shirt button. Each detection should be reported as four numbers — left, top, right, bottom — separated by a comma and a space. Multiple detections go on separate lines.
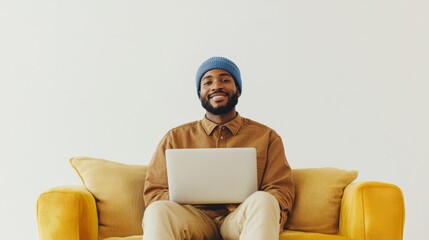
220, 136, 224, 139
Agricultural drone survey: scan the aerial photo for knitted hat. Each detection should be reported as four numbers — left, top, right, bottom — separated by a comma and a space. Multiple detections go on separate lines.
196, 56, 242, 96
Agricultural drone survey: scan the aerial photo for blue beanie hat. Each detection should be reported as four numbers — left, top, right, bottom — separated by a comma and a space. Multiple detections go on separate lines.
196, 56, 242, 97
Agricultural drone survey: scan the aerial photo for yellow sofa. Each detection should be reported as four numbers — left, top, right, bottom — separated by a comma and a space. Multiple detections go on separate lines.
37, 157, 405, 240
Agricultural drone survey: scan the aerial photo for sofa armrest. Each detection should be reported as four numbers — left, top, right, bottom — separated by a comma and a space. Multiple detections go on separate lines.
339, 181, 405, 240
37, 185, 98, 240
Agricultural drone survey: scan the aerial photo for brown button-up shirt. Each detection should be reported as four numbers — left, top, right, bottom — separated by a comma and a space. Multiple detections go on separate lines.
143, 114, 295, 228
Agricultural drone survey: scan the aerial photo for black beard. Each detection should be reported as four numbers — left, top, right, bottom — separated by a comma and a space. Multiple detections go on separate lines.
200, 92, 239, 115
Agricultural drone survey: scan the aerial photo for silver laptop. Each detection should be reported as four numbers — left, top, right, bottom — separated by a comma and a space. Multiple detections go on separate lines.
166, 147, 258, 204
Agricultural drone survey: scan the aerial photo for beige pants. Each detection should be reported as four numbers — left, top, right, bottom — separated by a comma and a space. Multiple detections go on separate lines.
142, 191, 280, 240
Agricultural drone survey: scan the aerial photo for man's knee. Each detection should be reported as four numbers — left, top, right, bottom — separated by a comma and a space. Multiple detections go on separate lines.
244, 191, 280, 220
143, 200, 179, 223
248, 191, 278, 207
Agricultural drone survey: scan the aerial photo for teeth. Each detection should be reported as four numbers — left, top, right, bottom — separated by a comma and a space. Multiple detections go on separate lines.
210, 93, 226, 98
212, 95, 225, 101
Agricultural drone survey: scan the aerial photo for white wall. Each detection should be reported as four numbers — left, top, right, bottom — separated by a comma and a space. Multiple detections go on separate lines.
1, 0, 427, 239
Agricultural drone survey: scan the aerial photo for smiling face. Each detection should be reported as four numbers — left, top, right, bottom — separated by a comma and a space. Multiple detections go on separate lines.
199, 69, 240, 115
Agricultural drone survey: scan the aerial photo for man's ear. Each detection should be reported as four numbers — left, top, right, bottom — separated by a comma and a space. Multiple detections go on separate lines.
236, 90, 241, 97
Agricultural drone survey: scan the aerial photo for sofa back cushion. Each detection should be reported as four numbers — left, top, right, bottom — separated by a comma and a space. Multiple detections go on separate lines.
70, 157, 147, 239
285, 167, 358, 234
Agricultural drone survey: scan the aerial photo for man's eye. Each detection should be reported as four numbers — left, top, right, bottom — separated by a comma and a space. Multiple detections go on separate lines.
203, 81, 212, 86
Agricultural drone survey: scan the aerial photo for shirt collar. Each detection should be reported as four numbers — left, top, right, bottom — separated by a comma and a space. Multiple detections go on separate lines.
201, 113, 243, 136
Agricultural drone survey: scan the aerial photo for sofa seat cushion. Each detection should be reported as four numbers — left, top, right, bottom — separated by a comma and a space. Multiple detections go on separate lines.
103, 231, 353, 240
280, 230, 352, 240
104, 236, 142, 240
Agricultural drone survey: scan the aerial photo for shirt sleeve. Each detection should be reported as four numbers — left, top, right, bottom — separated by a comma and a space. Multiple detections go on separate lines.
143, 133, 172, 206
260, 134, 295, 227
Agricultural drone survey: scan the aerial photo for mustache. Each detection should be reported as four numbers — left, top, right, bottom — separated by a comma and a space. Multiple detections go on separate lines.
208, 90, 229, 98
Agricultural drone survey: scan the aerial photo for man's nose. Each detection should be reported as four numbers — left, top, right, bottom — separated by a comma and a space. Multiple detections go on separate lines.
211, 79, 224, 90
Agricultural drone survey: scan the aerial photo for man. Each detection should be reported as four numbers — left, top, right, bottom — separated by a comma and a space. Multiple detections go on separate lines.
143, 56, 295, 240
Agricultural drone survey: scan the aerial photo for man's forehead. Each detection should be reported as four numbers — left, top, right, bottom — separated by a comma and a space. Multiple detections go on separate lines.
202, 69, 232, 79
